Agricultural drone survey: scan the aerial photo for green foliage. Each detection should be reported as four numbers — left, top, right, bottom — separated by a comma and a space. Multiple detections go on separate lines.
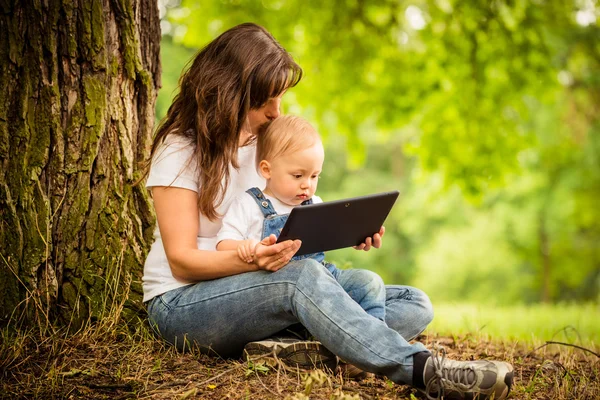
154, 36, 196, 125
156, 0, 600, 305
244, 360, 270, 377
163, 0, 589, 192
427, 303, 600, 345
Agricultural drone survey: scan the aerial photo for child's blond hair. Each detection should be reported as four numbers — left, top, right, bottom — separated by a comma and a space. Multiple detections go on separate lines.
256, 115, 321, 166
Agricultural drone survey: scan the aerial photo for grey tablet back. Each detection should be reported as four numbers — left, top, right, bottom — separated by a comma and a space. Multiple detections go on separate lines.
276, 190, 400, 256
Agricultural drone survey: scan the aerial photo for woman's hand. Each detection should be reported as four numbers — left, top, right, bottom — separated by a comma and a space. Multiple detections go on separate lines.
353, 226, 385, 252
253, 234, 301, 272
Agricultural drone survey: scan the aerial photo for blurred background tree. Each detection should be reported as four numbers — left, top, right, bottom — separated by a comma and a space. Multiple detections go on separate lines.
156, 0, 599, 305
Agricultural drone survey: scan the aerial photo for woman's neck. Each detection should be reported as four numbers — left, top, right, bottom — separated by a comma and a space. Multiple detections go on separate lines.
238, 129, 253, 146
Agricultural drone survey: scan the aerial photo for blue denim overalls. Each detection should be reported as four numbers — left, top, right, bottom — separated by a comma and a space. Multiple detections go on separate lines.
246, 187, 386, 321
246, 187, 330, 265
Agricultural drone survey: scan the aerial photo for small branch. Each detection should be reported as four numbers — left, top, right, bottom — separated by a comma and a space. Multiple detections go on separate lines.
526, 341, 600, 358
341, 384, 374, 399
196, 354, 271, 387
254, 370, 279, 397
196, 364, 243, 387
87, 383, 133, 391
551, 325, 582, 344
545, 341, 600, 358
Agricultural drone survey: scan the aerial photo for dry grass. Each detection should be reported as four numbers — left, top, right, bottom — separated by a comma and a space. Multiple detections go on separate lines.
2, 260, 598, 399
1, 319, 598, 400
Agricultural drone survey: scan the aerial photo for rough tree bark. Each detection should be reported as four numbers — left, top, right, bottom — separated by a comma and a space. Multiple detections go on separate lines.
0, 0, 160, 326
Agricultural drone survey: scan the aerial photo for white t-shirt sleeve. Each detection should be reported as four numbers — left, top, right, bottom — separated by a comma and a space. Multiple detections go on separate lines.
216, 194, 252, 243
312, 195, 324, 204
146, 135, 198, 192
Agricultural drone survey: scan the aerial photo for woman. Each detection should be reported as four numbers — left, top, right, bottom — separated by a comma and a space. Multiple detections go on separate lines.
142, 23, 513, 399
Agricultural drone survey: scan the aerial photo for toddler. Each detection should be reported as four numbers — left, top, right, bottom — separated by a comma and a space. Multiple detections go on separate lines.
217, 115, 386, 322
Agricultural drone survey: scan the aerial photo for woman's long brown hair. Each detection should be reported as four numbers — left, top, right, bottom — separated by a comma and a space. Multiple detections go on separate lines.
146, 23, 302, 221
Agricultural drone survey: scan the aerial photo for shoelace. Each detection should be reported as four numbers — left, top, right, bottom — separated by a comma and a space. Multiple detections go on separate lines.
425, 347, 477, 400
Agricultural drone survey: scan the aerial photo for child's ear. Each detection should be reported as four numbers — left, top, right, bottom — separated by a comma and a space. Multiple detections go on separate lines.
258, 160, 271, 179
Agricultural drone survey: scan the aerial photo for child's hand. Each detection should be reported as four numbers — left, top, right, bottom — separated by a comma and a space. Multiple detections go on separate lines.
252, 234, 301, 272
238, 239, 259, 263
353, 226, 385, 252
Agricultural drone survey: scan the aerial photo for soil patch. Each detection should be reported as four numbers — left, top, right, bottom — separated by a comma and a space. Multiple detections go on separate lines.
1, 331, 598, 399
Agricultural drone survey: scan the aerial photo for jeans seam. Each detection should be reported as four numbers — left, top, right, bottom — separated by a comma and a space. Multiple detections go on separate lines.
158, 294, 172, 311
294, 285, 415, 367
387, 296, 414, 304
160, 280, 300, 310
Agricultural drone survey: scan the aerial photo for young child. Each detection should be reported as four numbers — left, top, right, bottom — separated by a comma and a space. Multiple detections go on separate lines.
216, 115, 386, 322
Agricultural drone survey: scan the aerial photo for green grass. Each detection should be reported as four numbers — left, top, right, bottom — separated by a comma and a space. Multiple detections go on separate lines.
426, 302, 600, 347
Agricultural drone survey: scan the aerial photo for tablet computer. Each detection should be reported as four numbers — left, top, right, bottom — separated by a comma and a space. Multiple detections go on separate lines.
276, 190, 400, 256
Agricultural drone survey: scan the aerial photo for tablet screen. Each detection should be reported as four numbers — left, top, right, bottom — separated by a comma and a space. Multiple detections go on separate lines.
276, 191, 399, 256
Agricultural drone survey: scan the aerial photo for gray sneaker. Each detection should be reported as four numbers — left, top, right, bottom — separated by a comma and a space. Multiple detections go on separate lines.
243, 337, 338, 371
422, 348, 514, 400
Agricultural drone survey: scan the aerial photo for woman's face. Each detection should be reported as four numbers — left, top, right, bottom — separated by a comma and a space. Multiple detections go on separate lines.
246, 94, 284, 136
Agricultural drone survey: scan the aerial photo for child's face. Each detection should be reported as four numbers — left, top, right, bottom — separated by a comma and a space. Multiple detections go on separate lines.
261, 142, 324, 206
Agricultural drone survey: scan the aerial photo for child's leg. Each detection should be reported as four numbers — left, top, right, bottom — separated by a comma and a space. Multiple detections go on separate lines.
326, 264, 386, 322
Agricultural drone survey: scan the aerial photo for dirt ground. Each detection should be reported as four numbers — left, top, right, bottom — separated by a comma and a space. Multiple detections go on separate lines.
1, 330, 598, 399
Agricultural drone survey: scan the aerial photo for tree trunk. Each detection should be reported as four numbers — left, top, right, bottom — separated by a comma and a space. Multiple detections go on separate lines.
0, 0, 160, 327
538, 211, 551, 303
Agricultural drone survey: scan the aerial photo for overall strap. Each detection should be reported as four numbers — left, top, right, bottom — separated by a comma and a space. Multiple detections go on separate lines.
246, 187, 277, 217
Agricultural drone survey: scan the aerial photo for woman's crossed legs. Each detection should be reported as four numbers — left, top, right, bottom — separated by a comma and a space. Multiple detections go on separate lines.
147, 259, 429, 385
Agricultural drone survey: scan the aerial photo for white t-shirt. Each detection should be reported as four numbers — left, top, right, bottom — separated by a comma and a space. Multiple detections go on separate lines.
142, 134, 265, 302
217, 191, 323, 243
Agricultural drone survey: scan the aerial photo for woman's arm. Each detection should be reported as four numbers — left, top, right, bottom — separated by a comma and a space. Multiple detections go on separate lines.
152, 186, 300, 281
216, 239, 242, 251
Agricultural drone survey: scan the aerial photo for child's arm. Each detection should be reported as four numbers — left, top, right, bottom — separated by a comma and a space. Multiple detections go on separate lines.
216, 240, 241, 251
216, 195, 251, 250
217, 239, 259, 263
216, 195, 260, 263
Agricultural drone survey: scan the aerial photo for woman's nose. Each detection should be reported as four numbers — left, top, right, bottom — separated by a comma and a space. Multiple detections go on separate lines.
265, 102, 281, 120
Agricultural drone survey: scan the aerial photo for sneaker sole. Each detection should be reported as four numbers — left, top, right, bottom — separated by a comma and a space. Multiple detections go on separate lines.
244, 340, 337, 370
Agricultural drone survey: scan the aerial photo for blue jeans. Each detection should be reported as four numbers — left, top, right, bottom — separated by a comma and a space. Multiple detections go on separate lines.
246, 187, 386, 321
147, 259, 433, 385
